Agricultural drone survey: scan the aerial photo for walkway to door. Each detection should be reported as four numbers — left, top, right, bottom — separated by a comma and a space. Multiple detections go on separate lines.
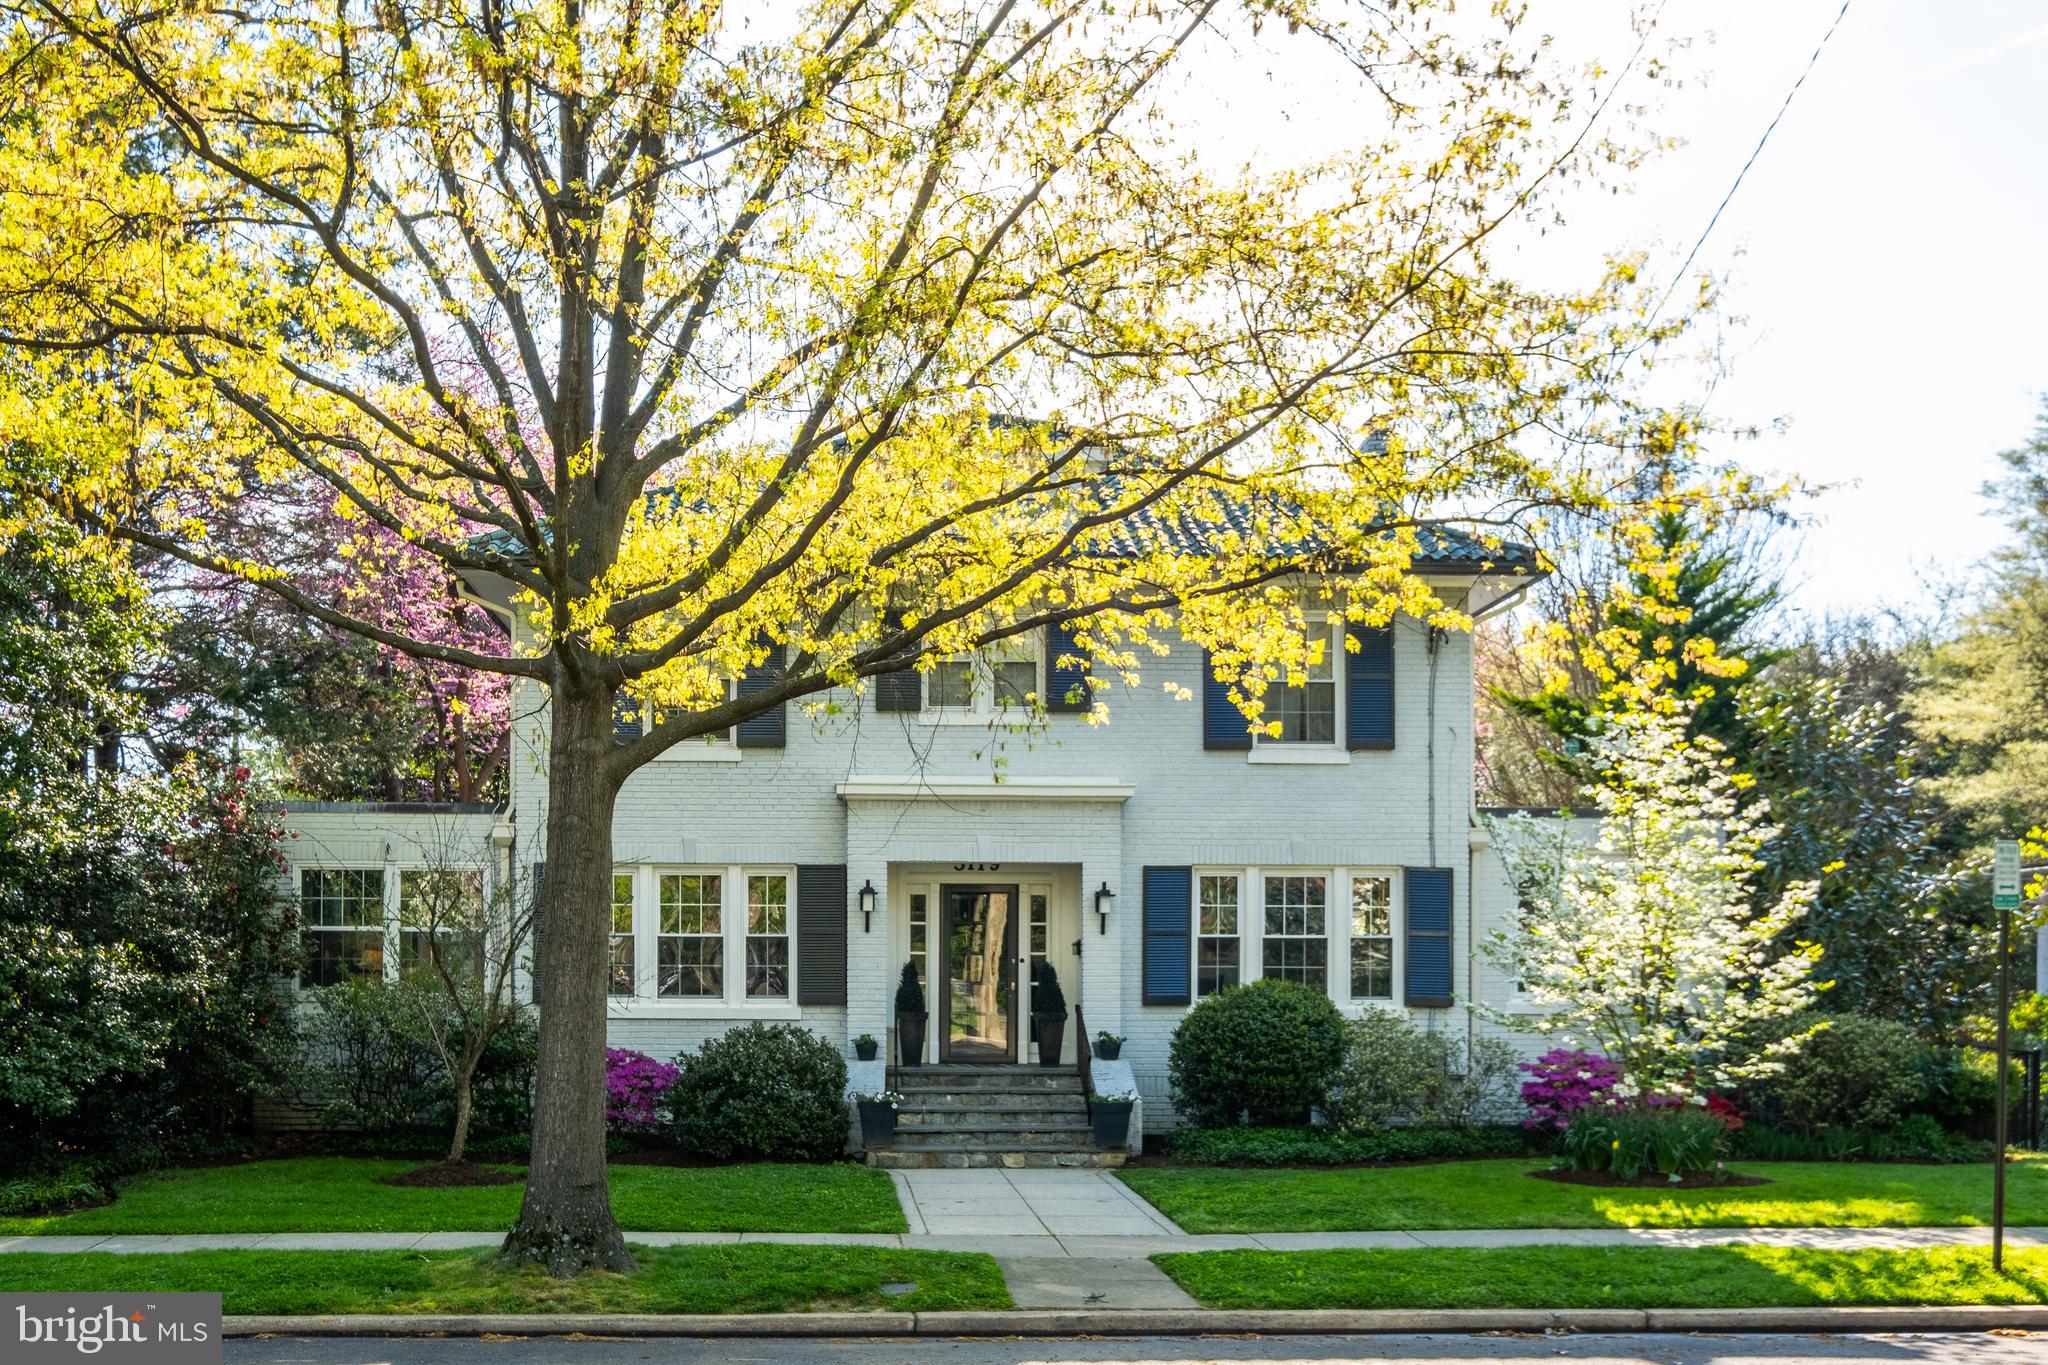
890, 1167, 1181, 1241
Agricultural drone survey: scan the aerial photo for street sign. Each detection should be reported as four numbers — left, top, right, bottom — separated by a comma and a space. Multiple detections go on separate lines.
1996, 839, 2022, 912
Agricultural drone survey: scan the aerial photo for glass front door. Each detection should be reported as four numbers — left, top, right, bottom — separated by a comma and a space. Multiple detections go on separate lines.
941, 885, 1018, 1063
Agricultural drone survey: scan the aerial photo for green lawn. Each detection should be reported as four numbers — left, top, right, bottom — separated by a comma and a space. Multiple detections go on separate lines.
0, 1158, 904, 1236
0, 1245, 1008, 1314
1121, 1156, 2048, 1233
1154, 1245, 2048, 1310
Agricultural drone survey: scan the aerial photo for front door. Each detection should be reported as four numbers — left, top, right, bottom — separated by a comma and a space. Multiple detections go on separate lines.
940, 885, 1019, 1063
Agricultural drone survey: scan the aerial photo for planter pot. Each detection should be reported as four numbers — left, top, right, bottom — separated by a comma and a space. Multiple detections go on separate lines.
854, 1039, 878, 1062
1093, 1038, 1122, 1061
896, 1012, 927, 1067
1091, 1098, 1135, 1148
1033, 1012, 1066, 1066
858, 1101, 899, 1146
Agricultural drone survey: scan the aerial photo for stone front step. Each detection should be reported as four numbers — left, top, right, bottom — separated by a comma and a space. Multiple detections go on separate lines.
898, 1094, 1089, 1113
893, 1127, 1092, 1149
891, 1066, 1080, 1092
897, 1110, 1089, 1131
867, 1147, 1127, 1169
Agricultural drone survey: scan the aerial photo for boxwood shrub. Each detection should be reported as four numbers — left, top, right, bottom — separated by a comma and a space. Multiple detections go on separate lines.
1167, 979, 1344, 1128
670, 1022, 849, 1162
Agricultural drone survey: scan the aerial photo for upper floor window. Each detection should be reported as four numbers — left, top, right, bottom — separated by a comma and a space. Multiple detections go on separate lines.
1259, 619, 1338, 744
926, 635, 1039, 719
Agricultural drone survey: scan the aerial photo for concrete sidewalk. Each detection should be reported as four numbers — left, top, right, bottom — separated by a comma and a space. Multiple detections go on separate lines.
7, 1224, 2048, 1257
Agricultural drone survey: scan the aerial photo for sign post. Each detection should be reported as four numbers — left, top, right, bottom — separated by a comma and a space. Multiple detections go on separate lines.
1993, 839, 2021, 1272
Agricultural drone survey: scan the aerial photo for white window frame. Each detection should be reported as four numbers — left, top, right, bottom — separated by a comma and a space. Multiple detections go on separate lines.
1192, 870, 1243, 998
611, 863, 801, 1018
397, 867, 487, 982
1247, 615, 1348, 764
1346, 871, 1398, 1004
640, 686, 744, 763
1257, 869, 1332, 994
296, 866, 391, 990
922, 632, 1043, 723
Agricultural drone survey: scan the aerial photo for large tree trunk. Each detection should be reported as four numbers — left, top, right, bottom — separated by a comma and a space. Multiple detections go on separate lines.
499, 675, 635, 1275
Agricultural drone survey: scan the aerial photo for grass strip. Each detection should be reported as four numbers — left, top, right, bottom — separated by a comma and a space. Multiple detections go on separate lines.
0, 1245, 1009, 1315
0, 1158, 905, 1236
1121, 1156, 2048, 1233
1153, 1245, 2048, 1310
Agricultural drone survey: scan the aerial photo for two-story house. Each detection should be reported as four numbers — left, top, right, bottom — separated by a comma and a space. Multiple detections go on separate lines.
276, 518, 1544, 1162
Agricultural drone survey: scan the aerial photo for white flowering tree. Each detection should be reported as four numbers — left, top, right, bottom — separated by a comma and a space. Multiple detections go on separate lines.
1482, 706, 1823, 1099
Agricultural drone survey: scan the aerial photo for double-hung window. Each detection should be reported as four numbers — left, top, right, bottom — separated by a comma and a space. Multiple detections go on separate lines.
1196, 874, 1242, 996
1261, 618, 1339, 744
745, 873, 791, 999
1261, 873, 1328, 991
927, 635, 1040, 719
1349, 875, 1394, 1000
398, 869, 485, 983
300, 869, 386, 988
609, 873, 636, 996
658, 872, 724, 998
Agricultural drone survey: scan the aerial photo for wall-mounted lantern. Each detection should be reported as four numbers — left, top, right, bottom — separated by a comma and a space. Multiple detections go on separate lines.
1094, 881, 1115, 935
858, 879, 878, 933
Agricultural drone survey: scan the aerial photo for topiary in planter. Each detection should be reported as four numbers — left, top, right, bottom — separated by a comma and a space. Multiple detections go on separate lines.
670, 1022, 849, 1162
895, 961, 928, 1066
1168, 978, 1344, 1127
1030, 960, 1067, 1064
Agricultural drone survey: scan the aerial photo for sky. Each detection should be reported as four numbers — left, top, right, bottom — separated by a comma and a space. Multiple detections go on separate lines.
1168, 1, 2048, 626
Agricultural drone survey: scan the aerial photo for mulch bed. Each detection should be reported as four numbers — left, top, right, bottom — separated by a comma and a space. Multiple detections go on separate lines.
1530, 1166, 1770, 1190
379, 1160, 525, 1189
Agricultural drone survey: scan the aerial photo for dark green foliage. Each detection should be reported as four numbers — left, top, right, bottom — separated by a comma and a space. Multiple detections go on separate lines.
1739, 677, 1979, 1031
1728, 1114, 1990, 1164
303, 978, 536, 1136
1030, 958, 1066, 1016
0, 1168, 106, 1217
894, 961, 925, 1015
1749, 1013, 1926, 1134
1168, 979, 1345, 1127
670, 1023, 850, 1162
0, 761, 301, 1178
1163, 1123, 1538, 1167
1325, 1011, 1519, 1130
1560, 1105, 1731, 1180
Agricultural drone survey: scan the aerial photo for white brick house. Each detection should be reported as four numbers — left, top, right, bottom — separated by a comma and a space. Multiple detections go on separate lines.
278, 529, 1545, 1138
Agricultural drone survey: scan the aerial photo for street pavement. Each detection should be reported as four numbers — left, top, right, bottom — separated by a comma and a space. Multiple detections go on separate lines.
221, 1330, 2048, 1364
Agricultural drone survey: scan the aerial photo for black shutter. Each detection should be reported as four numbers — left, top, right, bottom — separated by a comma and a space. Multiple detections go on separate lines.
528, 861, 548, 1006
796, 865, 848, 1006
1045, 622, 1093, 713
874, 612, 922, 712
1405, 866, 1453, 1007
1201, 650, 1251, 750
1346, 622, 1395, 751
736, 641, 787, 748
611, 695, 642, 743
1142, 866, 1193, 1005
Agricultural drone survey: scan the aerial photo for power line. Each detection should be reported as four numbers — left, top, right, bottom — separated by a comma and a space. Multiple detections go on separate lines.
1652, 0, 1855, 322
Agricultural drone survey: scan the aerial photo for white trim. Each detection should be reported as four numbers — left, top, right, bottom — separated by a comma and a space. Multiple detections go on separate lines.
1246, 747, 1352, 766
651, 743, 744, 763
605, 1001, 803, 1021
836, 777, 1135, 802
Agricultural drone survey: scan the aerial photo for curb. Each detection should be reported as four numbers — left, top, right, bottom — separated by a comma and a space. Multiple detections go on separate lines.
225, 1305, 2048, 1338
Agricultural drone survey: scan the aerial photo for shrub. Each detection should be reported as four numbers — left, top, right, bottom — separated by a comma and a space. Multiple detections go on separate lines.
1752, 1013, 1924, 1134
895, 961, 925, 1015
1912, 1047, 2022, 1137
1325, 1012, 1518, 1130
1559, 1103, 1733, 1180
304, 976, 535, 1136
1164, 1123, 1538, 1167
1729, 1114, 1991, 1164
1519, 1050, 1623, 1131
605, 1049, 679, 1134
670, 1023, 849, 1161
1031, 959, 1066, 1017
1168, 979, 1344, 1128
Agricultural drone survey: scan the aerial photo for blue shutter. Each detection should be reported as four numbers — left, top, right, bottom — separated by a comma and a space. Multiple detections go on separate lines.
795, 865, 847, 1006
1045, 622, 1092, 713
1346, 622, 1394, 751
1404, 866, 1453, 1007
611, 694, 643, 743
1142, 866, 1193, 1005
736, 641, 787, 748
874, 612, 922, 712
1201, 650, 1251, 750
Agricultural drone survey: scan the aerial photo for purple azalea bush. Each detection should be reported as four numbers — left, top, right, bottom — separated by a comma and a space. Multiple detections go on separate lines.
1519, 1049, 1623, 1130
604, 1048, 680, 1133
